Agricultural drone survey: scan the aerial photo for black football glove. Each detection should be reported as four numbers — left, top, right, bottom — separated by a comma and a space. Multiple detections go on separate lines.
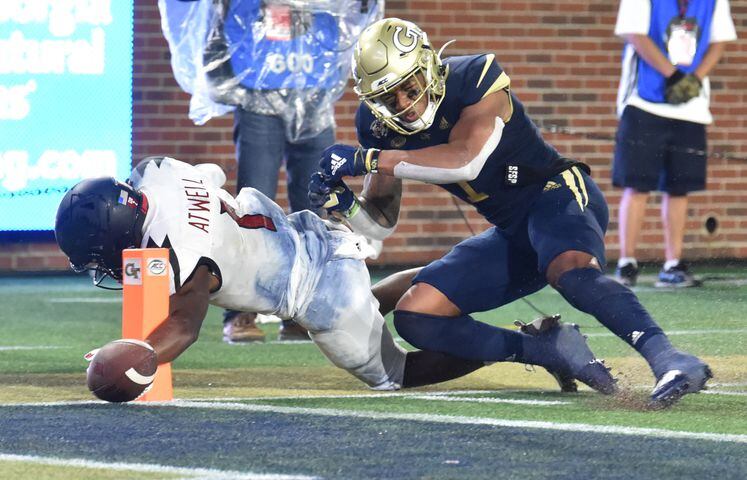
318, 144, 380, 183
665, 69, 701, 105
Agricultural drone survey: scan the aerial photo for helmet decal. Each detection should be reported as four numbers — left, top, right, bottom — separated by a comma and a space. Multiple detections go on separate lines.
392, 25, 420, 53
371, 72, 398, 91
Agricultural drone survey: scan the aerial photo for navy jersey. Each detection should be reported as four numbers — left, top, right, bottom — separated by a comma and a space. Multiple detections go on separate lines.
356, 54, 570, 232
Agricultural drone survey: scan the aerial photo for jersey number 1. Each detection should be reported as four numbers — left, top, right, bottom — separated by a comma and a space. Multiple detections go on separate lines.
220, 200, 277, 231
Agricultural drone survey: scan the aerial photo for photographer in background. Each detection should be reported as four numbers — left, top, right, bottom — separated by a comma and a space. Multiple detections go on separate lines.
158, 0, 383, 341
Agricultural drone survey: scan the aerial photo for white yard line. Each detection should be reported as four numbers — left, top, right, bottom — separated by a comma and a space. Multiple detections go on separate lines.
702, 390, 747, 397
46, 298, 121, 303
0, 453, 316, 480
0, 346, 64, 351
585, 328, 747, 338
410, 395, 570, 406
163, 400, 747, 444
626, 384, 747, 397
185, 390, 512, 402
205, 391, 570, 406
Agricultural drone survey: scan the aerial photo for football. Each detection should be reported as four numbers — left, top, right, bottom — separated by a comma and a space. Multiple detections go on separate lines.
86, 339, 157, 403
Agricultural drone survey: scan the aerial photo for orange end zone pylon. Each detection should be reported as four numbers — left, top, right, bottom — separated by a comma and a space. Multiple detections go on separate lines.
122, 248, 173, 401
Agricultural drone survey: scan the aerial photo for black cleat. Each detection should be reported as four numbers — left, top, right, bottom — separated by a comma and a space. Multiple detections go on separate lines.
516, 316, 578, 393
518, 316, 618, 395
649, 350, 712, 408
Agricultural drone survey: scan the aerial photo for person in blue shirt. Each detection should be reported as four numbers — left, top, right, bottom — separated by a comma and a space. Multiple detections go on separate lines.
310, 18, 711, 407
612, 0, 737, 287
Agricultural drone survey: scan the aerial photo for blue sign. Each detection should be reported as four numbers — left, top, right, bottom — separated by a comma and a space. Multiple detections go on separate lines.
0, 2, 134, 231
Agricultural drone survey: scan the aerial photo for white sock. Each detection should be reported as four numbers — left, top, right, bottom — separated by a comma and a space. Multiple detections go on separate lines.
618, 257, 637, 268
664, 259, 680, 271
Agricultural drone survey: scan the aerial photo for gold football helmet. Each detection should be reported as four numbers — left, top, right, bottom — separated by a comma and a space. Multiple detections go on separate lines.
353, 18, 448, 135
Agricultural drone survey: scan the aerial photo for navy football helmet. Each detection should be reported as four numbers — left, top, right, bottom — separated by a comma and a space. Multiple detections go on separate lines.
55, 177, 148, 286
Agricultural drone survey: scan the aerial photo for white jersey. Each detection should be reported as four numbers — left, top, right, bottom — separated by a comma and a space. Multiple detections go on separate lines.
131, 157, 360, 318
129, 157, 405, 389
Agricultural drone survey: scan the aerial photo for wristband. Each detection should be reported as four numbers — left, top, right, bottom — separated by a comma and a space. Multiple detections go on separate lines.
344, 198, 361, 218
364, 149, 380, 173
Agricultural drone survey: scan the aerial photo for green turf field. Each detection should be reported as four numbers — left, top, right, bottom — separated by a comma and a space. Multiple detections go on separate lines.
0, 269, 746, 479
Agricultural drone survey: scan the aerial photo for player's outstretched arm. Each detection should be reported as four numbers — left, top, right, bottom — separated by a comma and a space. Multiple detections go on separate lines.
376, 91, 511, 182
145, 265, 217, 364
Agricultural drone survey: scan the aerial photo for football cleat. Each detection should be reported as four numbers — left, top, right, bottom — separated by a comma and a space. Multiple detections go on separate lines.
649, 350, 712, 408
516, 315, 577, 393
519, 316, 617, 395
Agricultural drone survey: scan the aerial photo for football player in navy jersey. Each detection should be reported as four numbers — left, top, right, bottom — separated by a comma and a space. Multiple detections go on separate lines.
310, 18, 710, 407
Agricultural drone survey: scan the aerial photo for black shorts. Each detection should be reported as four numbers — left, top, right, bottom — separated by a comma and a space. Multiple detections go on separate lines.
613, 106, 707, 195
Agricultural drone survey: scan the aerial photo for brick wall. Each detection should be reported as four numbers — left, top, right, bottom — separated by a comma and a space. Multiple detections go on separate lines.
2, 0, 746, 271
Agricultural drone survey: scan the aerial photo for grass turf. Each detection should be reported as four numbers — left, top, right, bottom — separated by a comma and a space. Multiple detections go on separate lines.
0, 270, 746, 478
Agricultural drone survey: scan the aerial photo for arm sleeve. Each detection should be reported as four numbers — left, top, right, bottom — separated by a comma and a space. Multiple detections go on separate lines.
392, 117, 505, 184
460, 54, 510, 107
711, 0, 737, 43
614, 0, 650, 36
347, 207, 396, 241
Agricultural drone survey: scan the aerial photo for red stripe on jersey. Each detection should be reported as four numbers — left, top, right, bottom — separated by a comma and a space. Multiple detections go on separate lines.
237, 214, 277, 231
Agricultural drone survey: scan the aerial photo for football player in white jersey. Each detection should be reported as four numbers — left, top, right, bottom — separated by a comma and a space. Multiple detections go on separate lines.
55, 156, 487, 390
55, 156, 611, 393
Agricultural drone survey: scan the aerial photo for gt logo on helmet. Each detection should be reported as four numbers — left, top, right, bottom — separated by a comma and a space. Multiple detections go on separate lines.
392, 26, 421, 53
